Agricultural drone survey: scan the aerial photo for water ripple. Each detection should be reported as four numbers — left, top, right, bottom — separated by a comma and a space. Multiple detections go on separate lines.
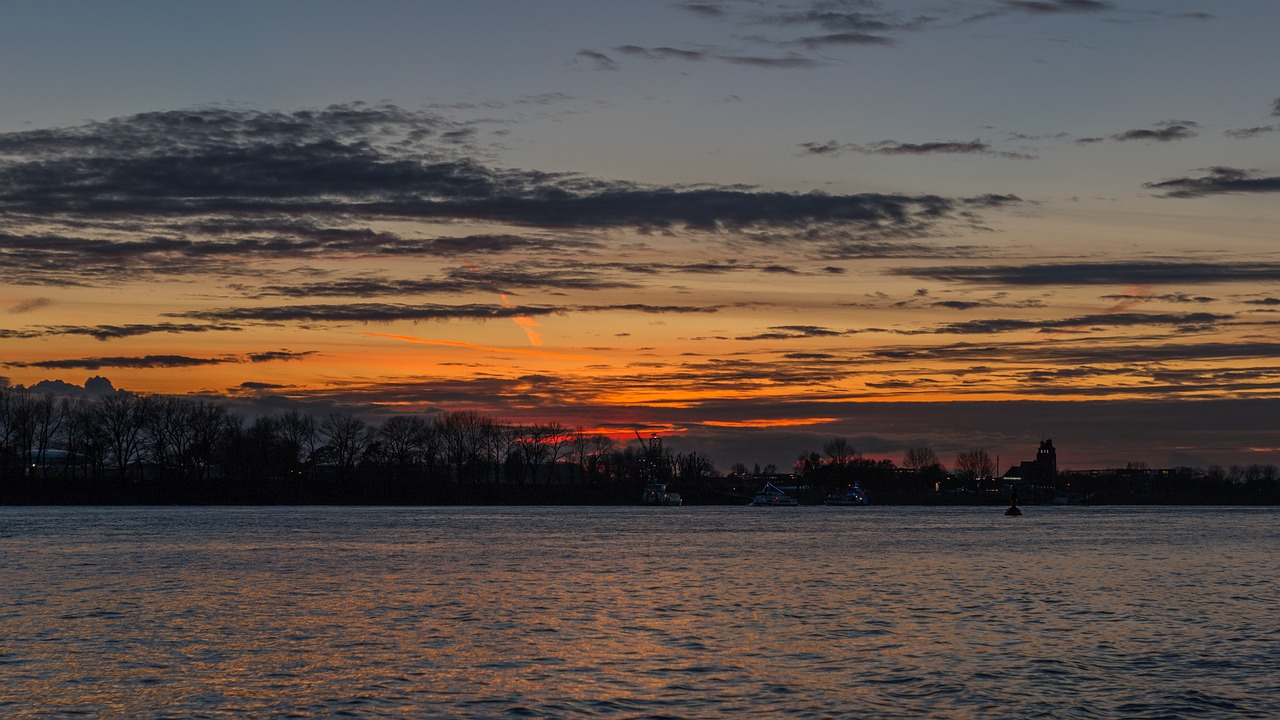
1, 506, 1277, 718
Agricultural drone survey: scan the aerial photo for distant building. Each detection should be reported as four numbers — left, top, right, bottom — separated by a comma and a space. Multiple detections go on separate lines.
1002, 438, 1058, 485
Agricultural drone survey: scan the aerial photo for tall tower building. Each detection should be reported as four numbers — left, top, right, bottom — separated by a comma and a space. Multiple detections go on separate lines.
1036, 438, 1058, 480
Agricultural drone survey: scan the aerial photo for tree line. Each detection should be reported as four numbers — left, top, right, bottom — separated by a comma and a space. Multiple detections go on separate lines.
0, 386, 721, 504
1, 385, 1277, 505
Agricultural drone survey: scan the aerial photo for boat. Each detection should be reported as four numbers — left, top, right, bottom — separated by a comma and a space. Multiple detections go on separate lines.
641, 482, 682, 506
824, 484, 868, 506
751, 482, 799, 506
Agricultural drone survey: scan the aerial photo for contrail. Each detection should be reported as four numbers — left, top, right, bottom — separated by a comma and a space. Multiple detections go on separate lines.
502, 293, 543, 346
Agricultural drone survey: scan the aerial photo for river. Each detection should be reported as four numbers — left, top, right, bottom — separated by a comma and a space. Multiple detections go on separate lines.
1, 505, 1276, 718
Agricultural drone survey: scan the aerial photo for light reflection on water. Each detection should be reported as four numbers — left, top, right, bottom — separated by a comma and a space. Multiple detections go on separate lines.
2, 506, 1277, 718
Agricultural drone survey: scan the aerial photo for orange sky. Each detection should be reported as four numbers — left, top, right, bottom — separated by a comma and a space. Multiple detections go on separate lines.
2, 2, 1279, 470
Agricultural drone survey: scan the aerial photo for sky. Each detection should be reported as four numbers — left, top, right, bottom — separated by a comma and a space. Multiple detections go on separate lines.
2, 0, 1279, 472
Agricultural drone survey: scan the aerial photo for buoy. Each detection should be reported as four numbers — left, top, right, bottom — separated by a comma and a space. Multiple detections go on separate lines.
1004, 489, 1021, 515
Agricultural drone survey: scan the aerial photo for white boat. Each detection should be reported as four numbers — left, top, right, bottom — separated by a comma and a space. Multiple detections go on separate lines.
642, 483, 682, 506
751, 482, 799, 506
824, 484, 868, 506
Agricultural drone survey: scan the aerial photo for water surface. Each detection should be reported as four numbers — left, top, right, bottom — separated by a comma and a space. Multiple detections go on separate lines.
2, 506, 1277, 718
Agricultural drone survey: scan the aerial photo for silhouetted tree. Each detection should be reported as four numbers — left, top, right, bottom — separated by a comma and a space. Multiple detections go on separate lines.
4, 383, 1280, 506
277, 409, 317, 471
902, 446, 941, 472
96, 393, 148, 484
437, 410, 491, 484
954, 449, 994, 483
580, 433, 616, 486
379, 415, 431, 468
318, 412, 371, 476
187, 401, 227, 485
823, 437, 860, 468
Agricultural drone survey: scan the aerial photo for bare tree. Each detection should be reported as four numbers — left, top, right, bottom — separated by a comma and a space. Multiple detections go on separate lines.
542, 422, 572, 485
583, 433, 616, 485
823, 437, 860, 468
187, 401, 227, 482
95, 393, 148, 481
379, 415, 431, 467
0, 389, 65, 481
436, 410, 490, 483
902, 446, 942, 472
955, 449, 995, 482
319, 413, 371, 473
143, 396, 197, 481
515, 424, 550, 485
677, 451, 717, 486
29, 393, 65, 481
278, 409, 317, 468
61, 397, 104, 481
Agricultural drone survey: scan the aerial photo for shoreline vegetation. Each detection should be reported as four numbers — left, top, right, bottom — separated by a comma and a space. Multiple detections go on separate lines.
2, 386, 1278, 506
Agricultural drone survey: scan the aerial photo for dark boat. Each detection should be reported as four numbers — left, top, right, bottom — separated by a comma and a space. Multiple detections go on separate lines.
751, 481, 799, 506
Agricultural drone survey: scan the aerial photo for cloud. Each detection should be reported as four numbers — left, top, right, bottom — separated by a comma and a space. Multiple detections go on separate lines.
248, 265, 642, 299
41, 322, 241, 341
802, 139, 1033, 159
575, 303, 722, 315
25, 376, 120, 398
610, 44, 833, 69
238, 381, 289, 391
891, 260, 1280, 285
676, 3, 726, 19
719, 54, 824, 68
919, 311, 1231, 335
1144, 167, 1280, 198
1224, 126, 1276, 139
0, 105, 1006, 289
959, 0, 1118, 24
735, 325, 852, 341
1109, 121, 1200, 142
752, 5, 930, 34
185, 225, 599, 259
869, 339, 1280, 366
173, 302, 719, 324
1273, 97, 1280, 116
575, 49, 620, 71
5, 350, 314, 370
1099, 292, 1215, 304
929, 301, 990, 310
8, 297, 52, 314
600, 0, 1181, 81
245, 350, 316, 363
615, 45, 708, 62
789, 33, 896, 48
234, 257, 824, 303
172, 302, 566, 324
6, 355, 235, 370
999, 0, 1113, 14
916, 296, 1045, 311
865, 140, 995, 155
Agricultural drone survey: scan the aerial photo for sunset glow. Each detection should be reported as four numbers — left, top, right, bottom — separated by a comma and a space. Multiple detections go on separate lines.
2, 1, 1278, 470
